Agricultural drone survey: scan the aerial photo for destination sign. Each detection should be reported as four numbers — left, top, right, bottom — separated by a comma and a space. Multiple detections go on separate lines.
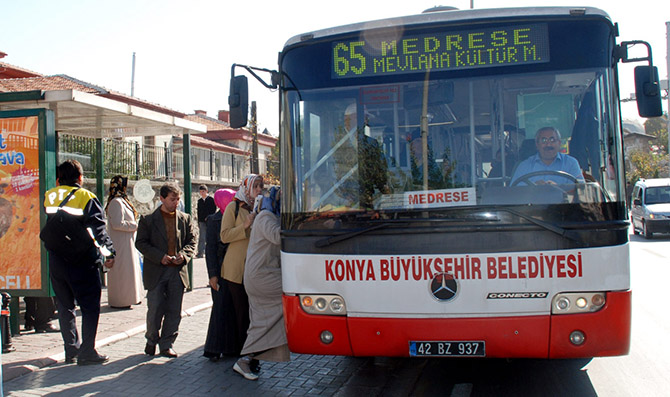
332, 24, 549, 78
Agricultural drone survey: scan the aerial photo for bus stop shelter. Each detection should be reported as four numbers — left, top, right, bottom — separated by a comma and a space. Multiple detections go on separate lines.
0, 89, 206, 335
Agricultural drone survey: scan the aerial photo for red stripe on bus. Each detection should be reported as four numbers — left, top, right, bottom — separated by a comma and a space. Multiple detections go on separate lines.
283, 290, 631, 358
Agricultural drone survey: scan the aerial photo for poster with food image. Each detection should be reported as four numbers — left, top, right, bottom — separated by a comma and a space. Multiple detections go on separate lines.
0, 116, 41, 290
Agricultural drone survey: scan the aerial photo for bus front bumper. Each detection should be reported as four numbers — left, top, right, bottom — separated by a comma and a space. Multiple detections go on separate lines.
282, 290, 631, 358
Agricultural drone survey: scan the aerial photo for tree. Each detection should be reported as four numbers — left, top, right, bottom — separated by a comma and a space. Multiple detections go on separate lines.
645, 114, 668, 154
627, 148, 668, 183
265, 136, 280, 186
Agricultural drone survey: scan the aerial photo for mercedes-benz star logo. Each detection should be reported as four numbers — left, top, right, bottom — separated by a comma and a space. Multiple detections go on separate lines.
429, 272, 458, 301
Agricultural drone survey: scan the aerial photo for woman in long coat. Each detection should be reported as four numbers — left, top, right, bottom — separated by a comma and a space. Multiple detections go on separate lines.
233, 187, 287, 381
105, 175, 143, 309
203, 188, 236, 359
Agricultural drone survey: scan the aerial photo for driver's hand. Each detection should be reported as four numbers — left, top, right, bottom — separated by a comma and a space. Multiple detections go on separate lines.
536, 180, 557, 185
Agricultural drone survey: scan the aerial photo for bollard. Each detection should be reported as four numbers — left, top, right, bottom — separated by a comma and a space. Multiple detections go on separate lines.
1, 292, 15, 353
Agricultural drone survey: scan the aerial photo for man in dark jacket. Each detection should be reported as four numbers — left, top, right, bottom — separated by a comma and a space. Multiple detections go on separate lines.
197, 185, 216, 258
43, 160, 115, 365
136, 182, 198, 358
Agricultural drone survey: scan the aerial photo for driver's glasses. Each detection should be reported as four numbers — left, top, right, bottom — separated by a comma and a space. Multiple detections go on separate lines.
539, 137, 559, 144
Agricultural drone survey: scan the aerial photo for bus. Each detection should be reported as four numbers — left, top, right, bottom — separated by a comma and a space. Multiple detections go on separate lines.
229, 6, 663, 358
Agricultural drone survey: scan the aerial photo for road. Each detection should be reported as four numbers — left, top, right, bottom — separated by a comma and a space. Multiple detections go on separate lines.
400, 233, 670, 396
3, 233, 669, 396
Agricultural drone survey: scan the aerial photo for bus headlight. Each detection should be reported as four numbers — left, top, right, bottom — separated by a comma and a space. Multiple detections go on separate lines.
551, 292, 606, 314
330, 297, 345, 313
299, 294, 347, 316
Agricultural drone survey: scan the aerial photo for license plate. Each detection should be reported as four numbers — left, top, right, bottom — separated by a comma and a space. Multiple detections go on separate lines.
409, 341, 485, 357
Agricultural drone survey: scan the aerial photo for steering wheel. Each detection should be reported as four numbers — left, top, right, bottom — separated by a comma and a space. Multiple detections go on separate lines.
510, 170, 580, 187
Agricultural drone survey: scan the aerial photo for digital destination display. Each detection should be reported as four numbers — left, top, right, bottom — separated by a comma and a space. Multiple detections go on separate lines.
332, 24, 549, 79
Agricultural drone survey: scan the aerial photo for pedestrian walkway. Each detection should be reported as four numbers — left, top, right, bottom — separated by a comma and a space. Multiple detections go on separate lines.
1, 258, 213, 382
2, 307, 370, 396
1, 258, 419, 396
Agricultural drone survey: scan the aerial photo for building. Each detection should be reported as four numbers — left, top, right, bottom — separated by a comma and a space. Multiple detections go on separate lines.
0, 53, 277, 188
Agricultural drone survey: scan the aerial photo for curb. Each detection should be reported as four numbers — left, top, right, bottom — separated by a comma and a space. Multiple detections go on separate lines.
2, 301, 213, 382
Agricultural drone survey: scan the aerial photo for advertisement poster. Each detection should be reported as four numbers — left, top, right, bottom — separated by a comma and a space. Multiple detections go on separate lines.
0, 116, 41, 290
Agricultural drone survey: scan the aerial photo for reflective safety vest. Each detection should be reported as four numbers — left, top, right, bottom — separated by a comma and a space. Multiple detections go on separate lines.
44, 185, 97, 216
43, 185, 114, 258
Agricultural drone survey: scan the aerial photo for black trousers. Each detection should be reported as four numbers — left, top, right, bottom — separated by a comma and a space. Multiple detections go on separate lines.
225, 280, 250, 355
145, 266, 184, 351
24, 296, 56, 329
48, 252, 102, 359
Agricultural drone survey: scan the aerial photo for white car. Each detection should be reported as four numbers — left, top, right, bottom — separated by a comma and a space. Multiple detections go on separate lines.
631, 178, 670, 238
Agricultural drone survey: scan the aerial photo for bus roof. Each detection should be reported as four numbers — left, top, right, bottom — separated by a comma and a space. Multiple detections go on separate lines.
284, 7, 612, 48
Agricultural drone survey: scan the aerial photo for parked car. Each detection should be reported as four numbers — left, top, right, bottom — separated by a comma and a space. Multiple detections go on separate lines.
630, 178, 670, 238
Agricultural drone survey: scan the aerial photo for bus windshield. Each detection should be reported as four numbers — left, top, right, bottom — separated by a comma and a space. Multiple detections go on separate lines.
284, 68, 622, 220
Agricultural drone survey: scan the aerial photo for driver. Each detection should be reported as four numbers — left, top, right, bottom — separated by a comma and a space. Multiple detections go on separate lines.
510, 126, 584, 185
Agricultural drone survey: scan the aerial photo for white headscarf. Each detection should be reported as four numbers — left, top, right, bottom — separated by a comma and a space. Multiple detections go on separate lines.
234, 174, 262, 207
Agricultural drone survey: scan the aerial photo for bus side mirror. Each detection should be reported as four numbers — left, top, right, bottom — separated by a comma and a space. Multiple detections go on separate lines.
229, 75, 249, 128
634, 66, 662, 118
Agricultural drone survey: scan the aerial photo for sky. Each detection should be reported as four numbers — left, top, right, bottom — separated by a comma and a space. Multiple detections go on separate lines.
1, 0, 668, 135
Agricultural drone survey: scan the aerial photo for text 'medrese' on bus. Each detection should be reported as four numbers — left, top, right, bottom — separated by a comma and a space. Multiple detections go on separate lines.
229, 6, 663, 359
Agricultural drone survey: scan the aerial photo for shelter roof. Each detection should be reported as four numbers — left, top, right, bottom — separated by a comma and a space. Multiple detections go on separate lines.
0, 89, 205, 138
0, 74, 205, 138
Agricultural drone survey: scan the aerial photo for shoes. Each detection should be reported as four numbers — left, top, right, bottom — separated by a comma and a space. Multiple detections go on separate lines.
196, 253, 204, 258
233, 357, 259, 381
24, 324, 34, 332
144, 343, 156, 356
160, 348, 178, 358
77, 353, 109, 365
35, 324, 59, 333
110, 305, 131, 310
65, 354, 78, 364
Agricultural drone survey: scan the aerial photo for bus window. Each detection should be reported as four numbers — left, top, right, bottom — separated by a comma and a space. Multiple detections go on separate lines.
286, 69, 622, 217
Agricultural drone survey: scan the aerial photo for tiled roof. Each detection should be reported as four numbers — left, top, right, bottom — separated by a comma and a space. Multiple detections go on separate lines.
0, 74, 186, 117
0, 61, 42, 79
0, 75, 98, 93
184, 114, 231, 130
180, 135, 248, 155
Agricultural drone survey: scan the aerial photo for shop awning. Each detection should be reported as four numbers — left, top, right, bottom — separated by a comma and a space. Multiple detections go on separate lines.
0, 89, 206, 138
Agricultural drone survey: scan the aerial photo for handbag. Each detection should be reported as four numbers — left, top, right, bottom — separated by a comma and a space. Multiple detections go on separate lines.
39, 188, 95, 256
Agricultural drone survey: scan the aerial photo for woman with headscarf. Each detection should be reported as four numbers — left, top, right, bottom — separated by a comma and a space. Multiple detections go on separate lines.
233, 186, 286, 381
203, 188, 236, 360
105, 175, 143, 309
220, 174, 264, 357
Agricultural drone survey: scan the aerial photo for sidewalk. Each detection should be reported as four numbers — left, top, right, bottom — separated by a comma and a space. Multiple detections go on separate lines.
1, 257, 213, 382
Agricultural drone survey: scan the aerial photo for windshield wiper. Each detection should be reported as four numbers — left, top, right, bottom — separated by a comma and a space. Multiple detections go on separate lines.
313, 215, 498, 248
496, 207, 583, 243
315, 223, 391, 248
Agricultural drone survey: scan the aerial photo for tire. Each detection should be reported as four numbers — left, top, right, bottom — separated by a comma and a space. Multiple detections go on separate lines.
643, 221, 653, 239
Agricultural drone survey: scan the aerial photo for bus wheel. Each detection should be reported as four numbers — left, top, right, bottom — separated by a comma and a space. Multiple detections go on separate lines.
643, 221, 653, 239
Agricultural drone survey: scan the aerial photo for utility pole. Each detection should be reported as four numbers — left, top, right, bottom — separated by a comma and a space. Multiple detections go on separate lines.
131, 52, 136, 97
251, 101, 259, 174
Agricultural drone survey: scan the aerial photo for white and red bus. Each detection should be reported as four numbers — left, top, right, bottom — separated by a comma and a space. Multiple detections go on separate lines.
230, 7, 662, 358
